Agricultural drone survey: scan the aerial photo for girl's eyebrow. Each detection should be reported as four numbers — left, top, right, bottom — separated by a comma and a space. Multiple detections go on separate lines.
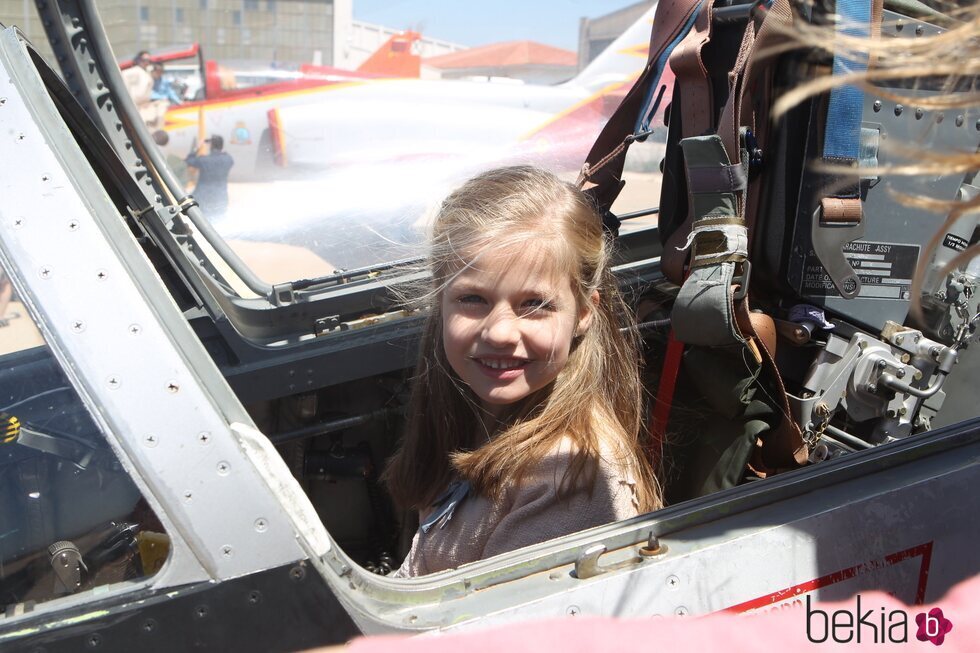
446, 279, 486, 293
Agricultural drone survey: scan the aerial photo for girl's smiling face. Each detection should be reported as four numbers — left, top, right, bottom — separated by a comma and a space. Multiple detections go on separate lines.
440, 245, 593, 416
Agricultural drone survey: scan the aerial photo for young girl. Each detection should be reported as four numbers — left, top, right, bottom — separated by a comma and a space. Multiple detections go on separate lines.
384, 165, 663, 577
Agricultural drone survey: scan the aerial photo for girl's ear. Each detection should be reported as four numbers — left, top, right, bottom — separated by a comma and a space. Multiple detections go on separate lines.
576, 290, 599, 336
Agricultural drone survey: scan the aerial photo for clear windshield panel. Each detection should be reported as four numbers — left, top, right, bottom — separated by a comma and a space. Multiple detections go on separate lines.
102, 2, 665, 283
0, 271, 168, 608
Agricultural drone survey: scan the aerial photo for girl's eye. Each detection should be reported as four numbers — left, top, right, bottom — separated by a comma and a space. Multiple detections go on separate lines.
457, 294, 485, 305
521, 298, 555, 313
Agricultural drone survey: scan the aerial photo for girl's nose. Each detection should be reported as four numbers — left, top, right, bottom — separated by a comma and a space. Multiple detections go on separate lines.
482, 307, 520, 347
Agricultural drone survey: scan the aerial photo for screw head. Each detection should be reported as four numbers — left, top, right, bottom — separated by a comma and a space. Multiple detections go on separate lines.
71, 320, 85, 333
38, 266, 52, 279
183, 491, 193, 502
68, 220, 79, 231
216, 461, 230, 476
667, 575, 680, 588
872, 100, 882, 112
106, 376, 120, 389
140, 619, 157, 634
96, 269, 108, 281
128, 323, 141, 335
143, 434, 158, 448
566, 605, 581, 616
198, 431, 211, 445
914, 107, 924, 120
894, 104, 904, 116
194, 605, 209, 619
254, 518, 268, 533
13, 217, 23, 228
167, 381, 180, 393
675, 606, 689, 616
86, 633, 102, 649
955, 115, 965, 127
247, 590, 262, 605
221, 545, 233, 558
289, 565, 306, 581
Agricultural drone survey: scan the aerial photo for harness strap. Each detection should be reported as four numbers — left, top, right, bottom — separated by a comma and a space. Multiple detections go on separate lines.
579, 0, 706, 211
646, 0, 717, 451
667, 0, 715, 137
672, 0, 810, 471
671, 135, 751, 347
823, 0, 872, 164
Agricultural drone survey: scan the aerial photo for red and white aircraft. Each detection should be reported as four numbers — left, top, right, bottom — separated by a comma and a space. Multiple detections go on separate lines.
155, 7, 665, 271
159, 6, 662, 182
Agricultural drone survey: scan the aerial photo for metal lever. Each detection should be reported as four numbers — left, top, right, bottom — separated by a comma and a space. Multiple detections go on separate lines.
574, 534, 668, 580
810, 201, 865, 299
49, 540, 87, 595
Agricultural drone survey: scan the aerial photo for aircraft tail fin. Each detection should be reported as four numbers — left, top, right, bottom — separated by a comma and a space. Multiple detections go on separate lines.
356, 31, 422, 78
566, 4, 656, 95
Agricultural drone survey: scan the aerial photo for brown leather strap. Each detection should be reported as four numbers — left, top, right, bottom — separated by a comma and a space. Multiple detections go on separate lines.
735, 299, 808, 469
580, 0, 706, 211
748, 311, 777, 356
669, 1, 714, 138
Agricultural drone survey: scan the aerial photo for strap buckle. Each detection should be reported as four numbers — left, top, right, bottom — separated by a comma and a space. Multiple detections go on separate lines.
732, 260, 752, 301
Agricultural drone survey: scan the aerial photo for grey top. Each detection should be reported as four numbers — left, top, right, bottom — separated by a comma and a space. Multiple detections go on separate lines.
392, 437, 640, 577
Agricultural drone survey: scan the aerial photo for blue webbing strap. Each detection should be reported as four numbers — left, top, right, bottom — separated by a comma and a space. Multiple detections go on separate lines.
635, 0, 706, 136
823, 0, 872, 162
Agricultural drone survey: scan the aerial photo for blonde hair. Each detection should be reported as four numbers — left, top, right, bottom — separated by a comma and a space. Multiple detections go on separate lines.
383, 166, 662, 513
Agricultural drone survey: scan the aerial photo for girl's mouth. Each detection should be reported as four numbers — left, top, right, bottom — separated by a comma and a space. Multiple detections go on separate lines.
473, 357, 530, 378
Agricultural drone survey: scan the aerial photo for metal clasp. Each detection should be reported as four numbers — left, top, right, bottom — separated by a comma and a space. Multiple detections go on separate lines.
732, 260, 752, 301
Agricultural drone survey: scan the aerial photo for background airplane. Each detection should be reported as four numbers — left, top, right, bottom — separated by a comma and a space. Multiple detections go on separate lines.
156, 5, 666, 273
122, 31, 421, 103
160, 5, 662, 181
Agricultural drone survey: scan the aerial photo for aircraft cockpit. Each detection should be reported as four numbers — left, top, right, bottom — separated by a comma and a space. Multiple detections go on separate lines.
0, 0, 979, 650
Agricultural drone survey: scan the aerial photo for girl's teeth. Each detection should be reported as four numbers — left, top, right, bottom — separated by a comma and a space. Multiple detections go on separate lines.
484, 359, 521, 370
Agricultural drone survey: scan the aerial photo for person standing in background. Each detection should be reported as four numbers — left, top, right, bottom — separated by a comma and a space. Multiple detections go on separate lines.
185, 135, 234, 220
149, 63, 183, 106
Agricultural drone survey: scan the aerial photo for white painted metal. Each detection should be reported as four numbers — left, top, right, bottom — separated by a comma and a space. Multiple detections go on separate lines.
0, 27, 331, 616
329, 431, 976, 635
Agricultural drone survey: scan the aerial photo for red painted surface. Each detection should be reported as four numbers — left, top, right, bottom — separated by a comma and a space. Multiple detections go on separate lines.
725, 541, 934, 613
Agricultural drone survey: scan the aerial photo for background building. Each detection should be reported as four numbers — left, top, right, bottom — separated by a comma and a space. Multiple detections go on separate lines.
1, 1, 642, 78
423, 41, 576, 84
0, 1, 462, 71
